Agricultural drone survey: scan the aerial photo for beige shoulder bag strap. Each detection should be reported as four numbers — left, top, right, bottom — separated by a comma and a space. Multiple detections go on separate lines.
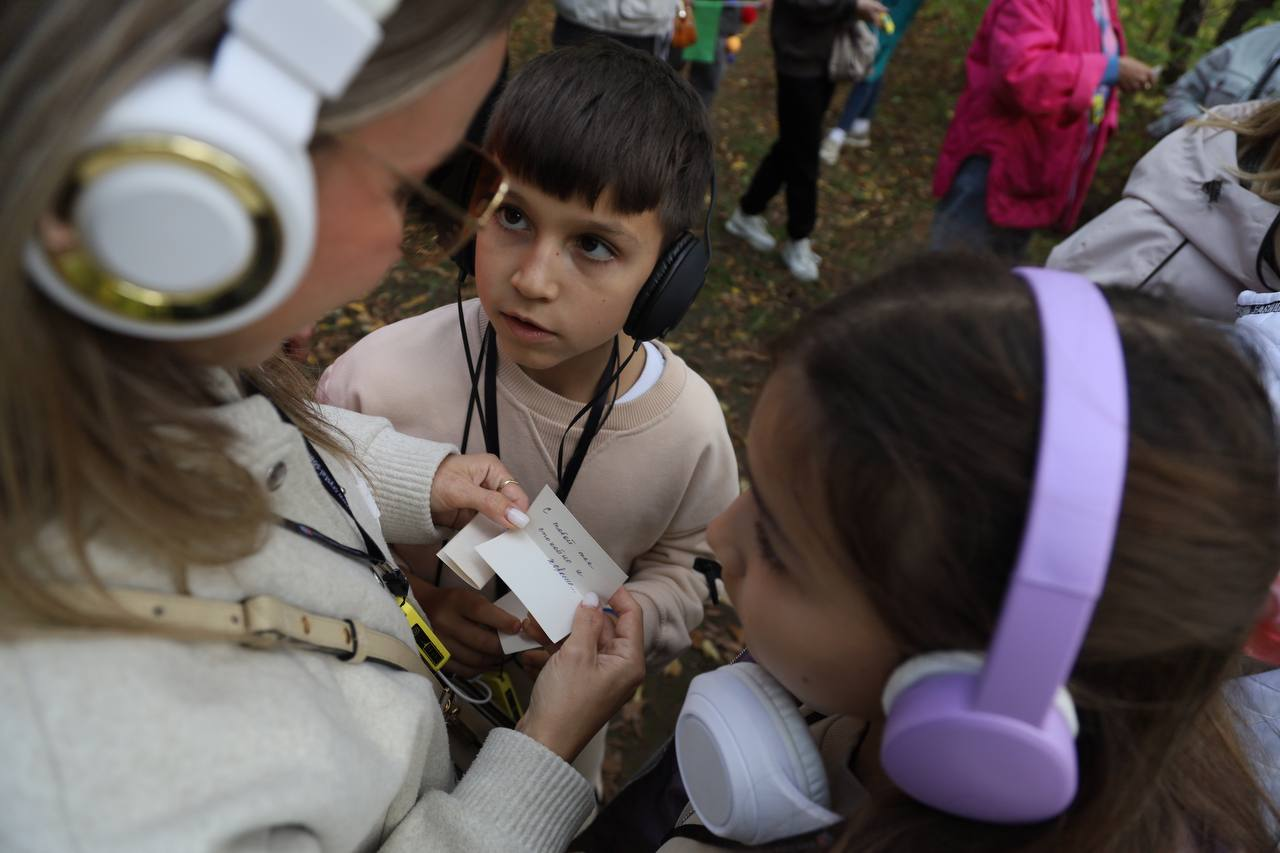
45, 583, 432, 680
45, 583, 499, 763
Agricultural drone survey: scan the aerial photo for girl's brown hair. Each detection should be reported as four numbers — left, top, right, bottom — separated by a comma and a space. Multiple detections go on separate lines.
774, 253, 1280, 851
0, 0, 520, 628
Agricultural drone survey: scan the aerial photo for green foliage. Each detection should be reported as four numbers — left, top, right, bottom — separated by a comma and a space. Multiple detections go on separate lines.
1120, 0, 1280, 68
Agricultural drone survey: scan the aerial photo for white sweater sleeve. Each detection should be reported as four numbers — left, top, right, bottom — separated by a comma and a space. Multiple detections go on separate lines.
319, 404, 457, 546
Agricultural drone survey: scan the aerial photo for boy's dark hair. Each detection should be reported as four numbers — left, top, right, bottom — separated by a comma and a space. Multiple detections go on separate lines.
483, 39, 713, 242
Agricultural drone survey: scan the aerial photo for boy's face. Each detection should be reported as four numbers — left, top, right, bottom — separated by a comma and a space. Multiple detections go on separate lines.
473, 174, 665, 373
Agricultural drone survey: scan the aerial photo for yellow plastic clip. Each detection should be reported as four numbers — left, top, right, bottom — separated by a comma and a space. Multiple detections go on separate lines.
478, 669, 524, 721
399, 598, 451, 671
882, 13, 895, 35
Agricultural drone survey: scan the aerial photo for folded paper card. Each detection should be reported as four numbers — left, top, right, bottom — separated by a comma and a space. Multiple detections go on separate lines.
439, 486, 628, 645
437, 514, 506, 589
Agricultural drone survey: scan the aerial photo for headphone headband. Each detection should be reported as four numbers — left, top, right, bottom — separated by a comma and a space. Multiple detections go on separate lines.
980, 268, 1128, 726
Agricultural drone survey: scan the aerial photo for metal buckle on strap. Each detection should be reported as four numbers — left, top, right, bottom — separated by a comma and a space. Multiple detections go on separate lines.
241, 595, 294, 648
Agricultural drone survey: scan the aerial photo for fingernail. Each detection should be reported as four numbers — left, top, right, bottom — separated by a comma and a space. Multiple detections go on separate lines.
582, 591, 600, 608
506, 507, 529, 528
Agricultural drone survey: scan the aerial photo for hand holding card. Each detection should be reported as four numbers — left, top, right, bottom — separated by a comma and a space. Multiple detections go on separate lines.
437, 486, 628, 647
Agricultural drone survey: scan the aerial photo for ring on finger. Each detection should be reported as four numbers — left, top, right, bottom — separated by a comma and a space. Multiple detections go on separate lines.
496, 478, 520, 491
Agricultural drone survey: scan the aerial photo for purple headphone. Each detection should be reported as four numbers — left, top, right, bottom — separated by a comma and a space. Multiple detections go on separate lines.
879, 267, 1129, 823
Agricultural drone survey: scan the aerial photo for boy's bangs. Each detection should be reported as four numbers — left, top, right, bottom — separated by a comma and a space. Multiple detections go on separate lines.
481, 41, 712, 236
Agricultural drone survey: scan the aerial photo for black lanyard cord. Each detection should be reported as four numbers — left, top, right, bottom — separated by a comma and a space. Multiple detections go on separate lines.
259, 389, 411, 601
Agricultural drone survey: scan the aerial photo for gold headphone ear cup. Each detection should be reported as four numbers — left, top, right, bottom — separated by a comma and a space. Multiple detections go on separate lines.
24, 63, 315, 340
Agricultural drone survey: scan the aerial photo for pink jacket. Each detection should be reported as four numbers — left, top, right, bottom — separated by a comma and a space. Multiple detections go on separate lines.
933, 0, 1125, 231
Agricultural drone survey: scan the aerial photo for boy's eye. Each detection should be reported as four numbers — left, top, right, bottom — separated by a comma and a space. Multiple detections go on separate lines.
496, 205, 528, 231
578, 235, 617, 262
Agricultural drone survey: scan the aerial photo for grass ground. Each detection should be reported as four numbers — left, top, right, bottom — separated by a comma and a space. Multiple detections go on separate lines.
306, 1, 1265, 798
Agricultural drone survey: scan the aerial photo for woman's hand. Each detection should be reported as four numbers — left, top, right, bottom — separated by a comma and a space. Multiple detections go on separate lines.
517, 589, 646, 763
430, 452, 530, 531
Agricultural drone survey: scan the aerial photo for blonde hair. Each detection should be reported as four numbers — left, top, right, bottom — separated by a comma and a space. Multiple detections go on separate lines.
1198, 100, 1280, 204
0, 1, 520, 628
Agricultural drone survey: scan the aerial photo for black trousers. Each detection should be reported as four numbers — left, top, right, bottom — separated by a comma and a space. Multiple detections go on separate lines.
740, 73, 835, 241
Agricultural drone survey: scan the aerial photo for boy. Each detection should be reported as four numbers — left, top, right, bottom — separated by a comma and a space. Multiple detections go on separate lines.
318, 41, 738, 783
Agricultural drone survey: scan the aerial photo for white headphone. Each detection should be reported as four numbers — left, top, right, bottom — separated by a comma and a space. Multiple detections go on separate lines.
676, 655, 1076, 845
23, 0, 401, 340
676, 662, 842, 845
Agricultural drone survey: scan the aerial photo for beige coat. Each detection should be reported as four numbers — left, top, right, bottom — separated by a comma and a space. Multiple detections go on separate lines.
0, 372, 594, 853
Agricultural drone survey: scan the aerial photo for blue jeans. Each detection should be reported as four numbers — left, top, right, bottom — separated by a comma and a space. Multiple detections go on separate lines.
928, 157, 1032, 261
835, 78, 883, 131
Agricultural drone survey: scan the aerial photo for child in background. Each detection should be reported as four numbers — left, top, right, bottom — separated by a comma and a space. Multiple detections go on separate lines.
661, 253, 1280, 851
1049, 100, 1280, 320
929, 0, 1156, 260
820, 0, 926, 164
318, 41, 738, 788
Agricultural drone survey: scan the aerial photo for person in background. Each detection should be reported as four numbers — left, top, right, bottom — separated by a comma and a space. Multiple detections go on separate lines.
724, 0, 888, 282
1048, 100, 1280, 321
552, 0, 681, 57
1148, 22, 1280, 139
929, 0, 1155, 260
819, 0, 926, 164
669, 2, 747, 108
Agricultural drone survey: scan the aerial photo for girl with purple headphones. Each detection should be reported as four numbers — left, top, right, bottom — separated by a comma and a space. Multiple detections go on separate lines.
660, 253, 1280, 852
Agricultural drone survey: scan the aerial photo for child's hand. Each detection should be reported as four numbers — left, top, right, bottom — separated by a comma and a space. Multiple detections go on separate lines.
855, 0, 888, 22
518, 589, 646, 763
1118, 56, 1157, 93
409, 575, 522, 677
515, 615, 562, 677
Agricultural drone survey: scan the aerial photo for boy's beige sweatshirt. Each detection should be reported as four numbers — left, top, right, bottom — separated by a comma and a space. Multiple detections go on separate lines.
318, 299, 740, 664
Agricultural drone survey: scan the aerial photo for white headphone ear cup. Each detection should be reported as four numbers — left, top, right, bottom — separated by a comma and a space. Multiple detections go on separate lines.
728, 664, 829, 806
25, 62, 315, 341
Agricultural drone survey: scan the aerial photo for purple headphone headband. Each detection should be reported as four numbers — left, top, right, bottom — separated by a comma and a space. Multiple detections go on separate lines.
979, 269, 1129, 727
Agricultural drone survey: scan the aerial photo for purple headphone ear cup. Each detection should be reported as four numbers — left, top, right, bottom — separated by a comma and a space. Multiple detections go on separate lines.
880, 661, 1078, 823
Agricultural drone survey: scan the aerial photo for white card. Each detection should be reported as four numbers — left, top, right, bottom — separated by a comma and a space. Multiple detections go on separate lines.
436, 514, 506, 589
475, 486, 628, 643
495, 591, 542, 655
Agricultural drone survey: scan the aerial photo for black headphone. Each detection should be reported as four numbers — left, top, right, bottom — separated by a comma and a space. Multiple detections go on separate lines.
441, 156, 716, 513
450, 169, 715, 344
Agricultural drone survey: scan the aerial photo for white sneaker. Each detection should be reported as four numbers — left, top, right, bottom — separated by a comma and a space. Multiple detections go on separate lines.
819, 129, 846, 166
781, 238, 821, 282
726, 207, 777, 251
846, 118, 871, 149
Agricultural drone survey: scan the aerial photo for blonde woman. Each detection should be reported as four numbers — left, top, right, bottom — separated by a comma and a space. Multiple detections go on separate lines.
0, 2, 645, 851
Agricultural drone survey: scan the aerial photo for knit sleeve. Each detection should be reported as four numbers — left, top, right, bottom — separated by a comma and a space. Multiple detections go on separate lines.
626, 391, 740, 666
382, 729, 595, 853
320, 404, 457, 546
